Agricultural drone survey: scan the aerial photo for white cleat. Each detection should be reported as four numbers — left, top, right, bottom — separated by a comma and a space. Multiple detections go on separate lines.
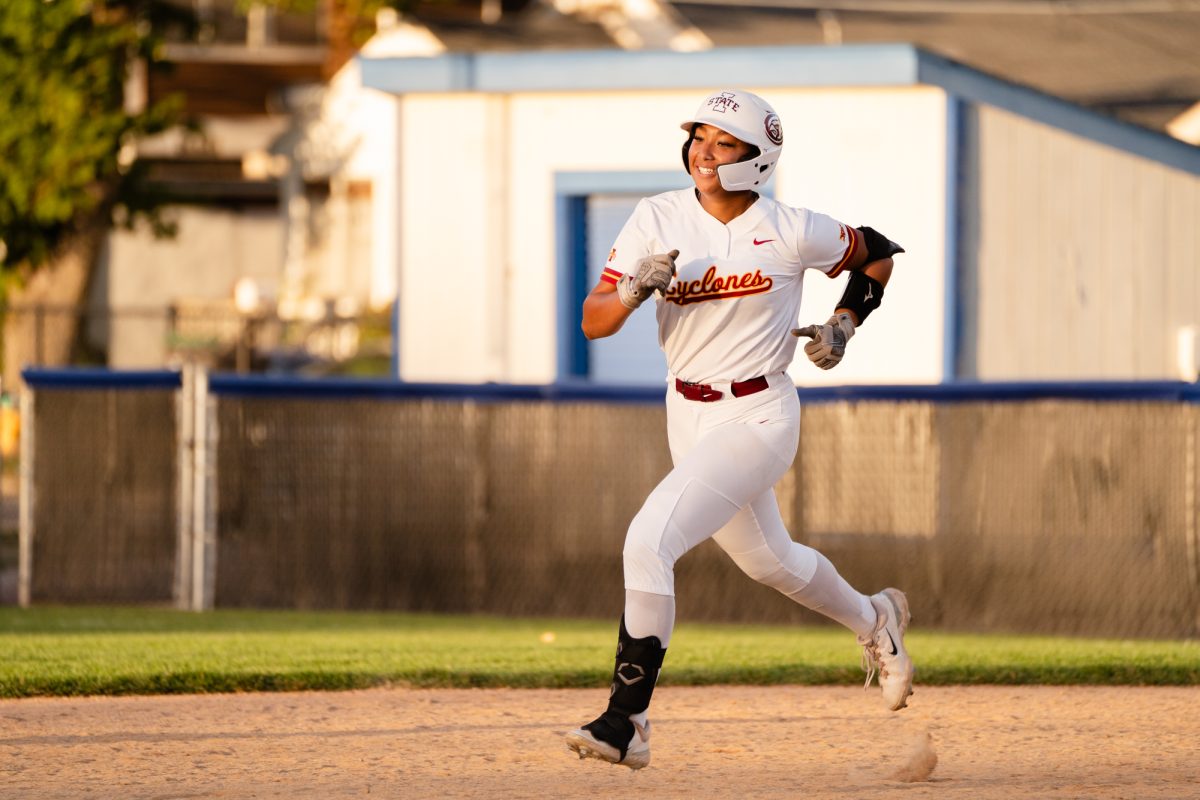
565, 719, 651, 770
859, 588, 914, 711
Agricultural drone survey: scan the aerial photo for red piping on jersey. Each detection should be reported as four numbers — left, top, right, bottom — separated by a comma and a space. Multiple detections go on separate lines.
600, 267, 622, 285
826, 225, 860, 278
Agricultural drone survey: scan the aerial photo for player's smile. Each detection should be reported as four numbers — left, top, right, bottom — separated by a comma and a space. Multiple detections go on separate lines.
689, 124, 753, 194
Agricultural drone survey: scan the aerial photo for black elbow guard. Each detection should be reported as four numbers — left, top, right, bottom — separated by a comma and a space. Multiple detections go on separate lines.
838, 270, 884, 324
856, 226, 905, 262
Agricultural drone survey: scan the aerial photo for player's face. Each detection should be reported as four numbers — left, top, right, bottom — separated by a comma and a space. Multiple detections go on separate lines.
688, 124, 754, 194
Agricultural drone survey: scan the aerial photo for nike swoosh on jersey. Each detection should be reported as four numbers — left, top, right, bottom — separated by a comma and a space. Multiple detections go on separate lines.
753, 238, 775, 246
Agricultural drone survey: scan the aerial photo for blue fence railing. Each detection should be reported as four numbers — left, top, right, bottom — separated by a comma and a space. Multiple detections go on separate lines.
21, 368, 1200, 404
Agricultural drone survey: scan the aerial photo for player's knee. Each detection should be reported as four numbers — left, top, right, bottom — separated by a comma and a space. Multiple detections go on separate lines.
738, 559, 778, 585
729, 545, 810, 594
623, 536, 669, 573
728, 544, 779, 581
736, 554, 790, 587
622, 497, 685, 594
622, 537, 675, 596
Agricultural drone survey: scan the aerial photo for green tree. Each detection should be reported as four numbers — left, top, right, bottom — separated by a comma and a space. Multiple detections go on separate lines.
0, 0, 190, 278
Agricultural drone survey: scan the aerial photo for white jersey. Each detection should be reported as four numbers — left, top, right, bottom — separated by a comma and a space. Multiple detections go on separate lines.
600, 189, 861, 384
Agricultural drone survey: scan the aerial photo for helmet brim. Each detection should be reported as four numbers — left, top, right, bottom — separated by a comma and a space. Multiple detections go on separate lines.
679, 119, 757, 147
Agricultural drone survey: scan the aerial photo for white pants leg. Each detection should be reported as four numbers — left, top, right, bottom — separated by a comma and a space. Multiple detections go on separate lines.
622, 375, 875, 640
712, 490, 876, 636
622, 378, 799, 597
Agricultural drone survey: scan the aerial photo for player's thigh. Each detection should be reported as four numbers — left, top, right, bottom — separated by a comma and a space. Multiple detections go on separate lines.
625, 422, 792, 566
669, 421, 793, 508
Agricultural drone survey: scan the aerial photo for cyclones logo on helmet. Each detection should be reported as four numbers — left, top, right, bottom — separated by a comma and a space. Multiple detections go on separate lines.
764, 113, 783, 146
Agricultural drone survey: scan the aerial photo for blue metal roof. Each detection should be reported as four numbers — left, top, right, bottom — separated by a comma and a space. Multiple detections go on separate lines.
358, 43, 1200, 176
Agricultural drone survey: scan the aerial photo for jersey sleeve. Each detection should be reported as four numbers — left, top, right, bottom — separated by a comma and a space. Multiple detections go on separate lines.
599, 199, 653, 286
797, 211, 862, 279
600, 260, 622, 286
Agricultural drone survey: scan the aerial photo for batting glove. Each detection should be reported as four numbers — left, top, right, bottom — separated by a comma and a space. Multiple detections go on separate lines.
791, 313, 856, 370
617, 249, 679, 310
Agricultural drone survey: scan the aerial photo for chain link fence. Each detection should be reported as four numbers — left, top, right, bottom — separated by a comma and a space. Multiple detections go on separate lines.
13, 371, 1200, 638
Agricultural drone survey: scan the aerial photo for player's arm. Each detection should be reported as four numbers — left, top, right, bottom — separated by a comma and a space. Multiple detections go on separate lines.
582, 280, 636, 339
581, 250, 679, 340
836, 256, 893, 324
793, 226, 904, 369
835, 227, 898, 324
834, 226, 902, 324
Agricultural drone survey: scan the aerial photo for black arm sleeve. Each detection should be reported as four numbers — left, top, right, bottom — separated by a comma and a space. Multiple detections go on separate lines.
837, 271, 884, 325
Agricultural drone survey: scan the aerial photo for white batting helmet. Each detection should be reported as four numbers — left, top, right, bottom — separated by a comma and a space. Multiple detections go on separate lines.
680, 89, 783, 191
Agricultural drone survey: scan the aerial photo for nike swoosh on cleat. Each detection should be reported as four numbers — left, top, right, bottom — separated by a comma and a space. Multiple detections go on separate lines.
753, 238, 775, 245
885, 631, 897, 656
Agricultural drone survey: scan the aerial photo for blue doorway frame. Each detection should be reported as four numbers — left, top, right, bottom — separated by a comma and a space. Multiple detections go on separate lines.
554, 171, 692, 380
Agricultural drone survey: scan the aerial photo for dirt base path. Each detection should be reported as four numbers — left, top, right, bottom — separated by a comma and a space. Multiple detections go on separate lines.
2, 685, 1198, 799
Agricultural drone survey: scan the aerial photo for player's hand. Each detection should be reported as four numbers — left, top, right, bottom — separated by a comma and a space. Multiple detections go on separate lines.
617, 249, 679, 309
791, 313, 856, 369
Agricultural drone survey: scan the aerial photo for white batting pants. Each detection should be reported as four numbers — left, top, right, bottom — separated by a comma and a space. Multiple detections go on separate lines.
623, 373, 875, 639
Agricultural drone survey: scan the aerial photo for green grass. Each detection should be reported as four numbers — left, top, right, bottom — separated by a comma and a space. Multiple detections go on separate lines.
0, 607, 1197, 698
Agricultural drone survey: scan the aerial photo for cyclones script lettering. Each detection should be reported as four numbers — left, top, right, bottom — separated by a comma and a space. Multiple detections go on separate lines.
664, 265, 773, 305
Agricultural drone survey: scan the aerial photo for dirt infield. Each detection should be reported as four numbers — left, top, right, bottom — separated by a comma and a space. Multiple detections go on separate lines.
2, 685, 1198, 799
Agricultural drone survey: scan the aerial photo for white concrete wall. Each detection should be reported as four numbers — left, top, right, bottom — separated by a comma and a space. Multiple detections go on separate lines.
397, 95, 498, 382
393, 86, 948, 384
970, 105, 1200, 380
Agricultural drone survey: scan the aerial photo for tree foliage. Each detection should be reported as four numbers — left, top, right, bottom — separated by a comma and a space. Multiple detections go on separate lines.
0, 0, 189, 274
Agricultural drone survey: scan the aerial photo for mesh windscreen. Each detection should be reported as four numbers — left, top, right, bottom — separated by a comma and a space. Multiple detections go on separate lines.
213, 397, 670, 612
27, 385, 1200, 637
30, 388, 177, 603
929, 401, 1197, 638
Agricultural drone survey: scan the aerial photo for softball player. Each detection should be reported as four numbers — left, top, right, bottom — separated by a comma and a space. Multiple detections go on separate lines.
565, 89, 912, 770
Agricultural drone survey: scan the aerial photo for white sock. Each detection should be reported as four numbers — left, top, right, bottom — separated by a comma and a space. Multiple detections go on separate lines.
784, 552, 877, 637
624, 589, 676, 647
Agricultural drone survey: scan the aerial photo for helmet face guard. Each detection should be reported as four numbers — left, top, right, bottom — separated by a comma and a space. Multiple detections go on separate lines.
680, 89, 783, 192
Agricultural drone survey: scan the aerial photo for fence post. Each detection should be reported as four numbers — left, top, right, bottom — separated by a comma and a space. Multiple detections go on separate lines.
175, 364, 196, 609
176, 363, 214, 611
190, 364, 213, 611
199, 372, 218, 610
17, 388, 34, 607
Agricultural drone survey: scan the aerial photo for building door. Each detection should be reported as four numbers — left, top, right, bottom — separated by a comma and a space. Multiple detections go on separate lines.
582, 194, 668, 385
